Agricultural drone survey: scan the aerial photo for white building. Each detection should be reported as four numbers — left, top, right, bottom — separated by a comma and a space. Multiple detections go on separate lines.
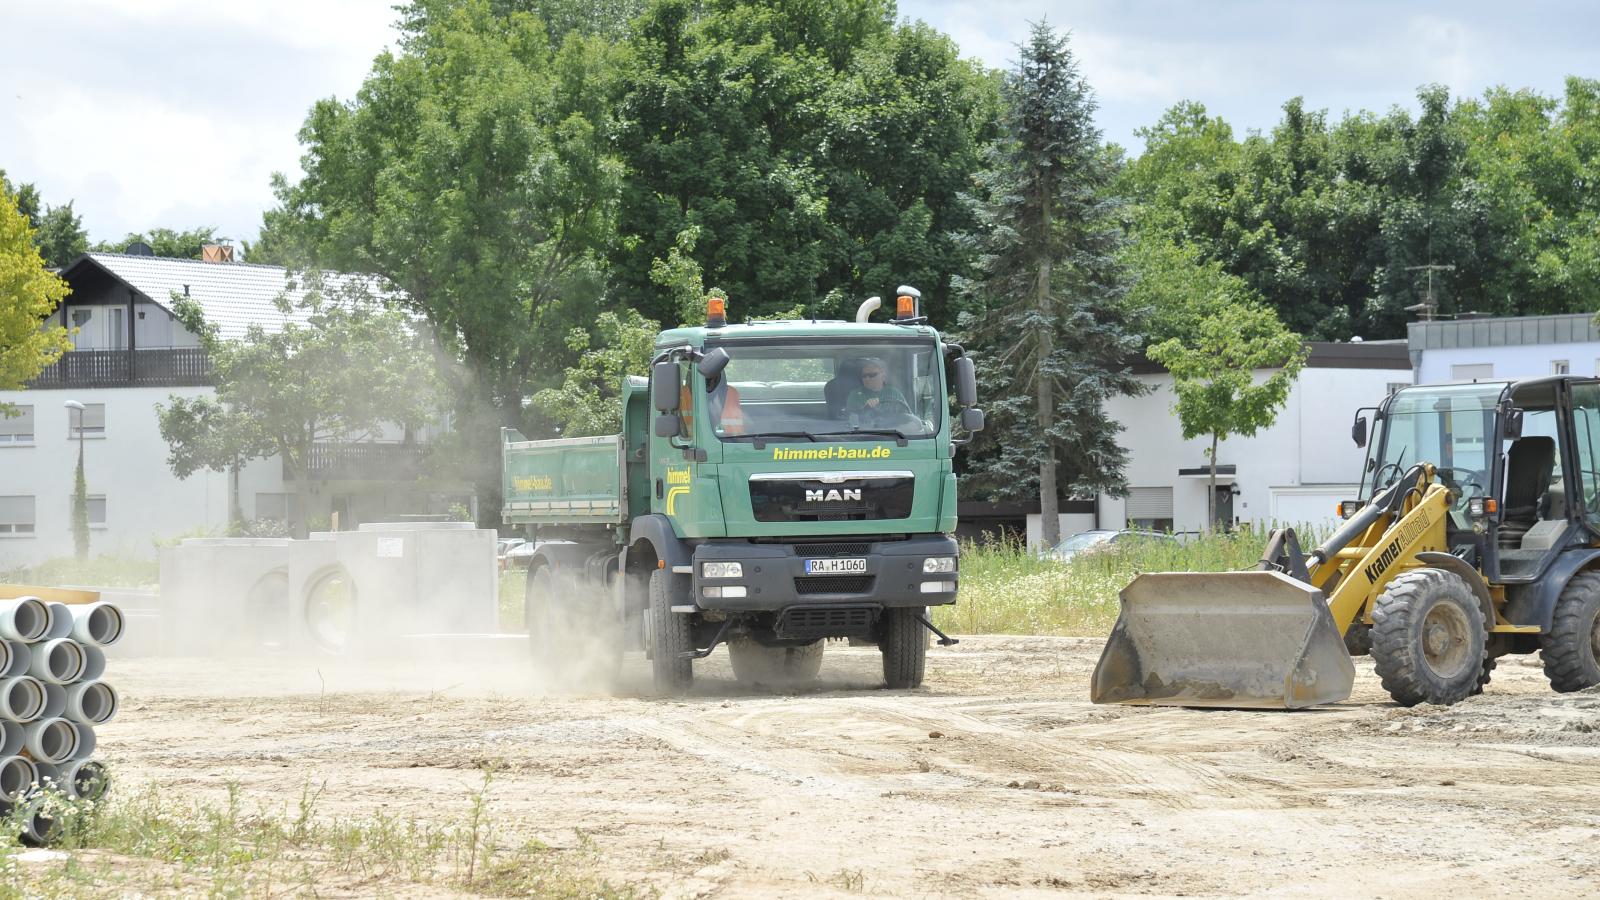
1086, 341, 1413, 539
1409, 312, 1600, 383
1, 252, 461, 569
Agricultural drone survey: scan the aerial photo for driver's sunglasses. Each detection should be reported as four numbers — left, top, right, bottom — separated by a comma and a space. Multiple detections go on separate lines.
862, 370, 885, 379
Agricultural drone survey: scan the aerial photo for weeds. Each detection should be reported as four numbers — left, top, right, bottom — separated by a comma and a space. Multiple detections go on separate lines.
500, 567, 527, 632
0, 770, 644, 898
0, 553, 159, 589
934, 528, 1293, 637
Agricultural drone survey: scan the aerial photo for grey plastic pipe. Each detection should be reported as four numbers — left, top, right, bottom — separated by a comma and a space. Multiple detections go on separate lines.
0, 598, 48, 642
39, 683, 65, 720
42, 602, 73, 641
0, 755, 38, 800
0, 641, 30, 678
0, 676, 46, 723
0, 720, 21, 757
22, 718, 79, 764
65, 682, 117, 725
78, 645, 105, 683
67, 722, 95, 761
69, 602, 124, 646
4, 796, 62, 845
34, 759, 107, 801
27, 639, 85, 685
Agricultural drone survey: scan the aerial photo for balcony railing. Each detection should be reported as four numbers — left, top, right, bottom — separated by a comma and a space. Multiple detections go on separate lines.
296, 442, 427, 481
28, 348, 213, 388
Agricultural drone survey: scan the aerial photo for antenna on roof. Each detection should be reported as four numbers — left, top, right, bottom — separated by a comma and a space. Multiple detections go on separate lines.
125, 241, 154, 257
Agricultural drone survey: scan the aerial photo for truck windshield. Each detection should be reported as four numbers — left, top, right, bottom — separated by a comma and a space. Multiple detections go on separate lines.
708, 339, 942, 442
1372, 382, 1507, 502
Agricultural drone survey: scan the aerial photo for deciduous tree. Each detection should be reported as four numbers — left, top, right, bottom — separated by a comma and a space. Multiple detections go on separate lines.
0, 187, 72, 412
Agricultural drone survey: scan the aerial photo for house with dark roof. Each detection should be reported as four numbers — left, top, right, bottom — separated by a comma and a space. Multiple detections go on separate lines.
0, 251, 463, 568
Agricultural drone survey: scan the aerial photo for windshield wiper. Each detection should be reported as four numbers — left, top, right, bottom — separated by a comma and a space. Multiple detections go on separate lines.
735, 431, 819, 449
816, 428, 911, 447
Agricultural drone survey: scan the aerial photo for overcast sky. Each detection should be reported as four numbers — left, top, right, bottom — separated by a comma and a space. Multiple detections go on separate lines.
2, 1, 1594, 249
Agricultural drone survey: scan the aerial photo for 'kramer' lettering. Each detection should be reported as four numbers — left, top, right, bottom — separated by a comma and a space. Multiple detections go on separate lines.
1364, 509, 1432, 583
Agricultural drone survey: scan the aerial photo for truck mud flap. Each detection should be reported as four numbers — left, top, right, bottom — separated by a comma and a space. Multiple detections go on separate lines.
1090, 570, 1355, 709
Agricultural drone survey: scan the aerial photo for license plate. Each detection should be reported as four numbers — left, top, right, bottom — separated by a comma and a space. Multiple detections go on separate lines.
805, 558, 867, 574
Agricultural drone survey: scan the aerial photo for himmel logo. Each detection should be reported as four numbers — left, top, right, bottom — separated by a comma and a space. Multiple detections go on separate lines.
772, 445, 892, 461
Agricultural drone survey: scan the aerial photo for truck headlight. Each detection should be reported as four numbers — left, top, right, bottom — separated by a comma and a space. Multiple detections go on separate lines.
702, 562, 743, 578
919, 581, 956, 593
922, 557, 956, 574
702, 586, 748, 599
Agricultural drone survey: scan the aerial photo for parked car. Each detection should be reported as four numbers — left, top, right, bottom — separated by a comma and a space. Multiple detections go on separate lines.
501, 540, 539, 571
497, 538, 528, 571
1045, 529, 1177, 561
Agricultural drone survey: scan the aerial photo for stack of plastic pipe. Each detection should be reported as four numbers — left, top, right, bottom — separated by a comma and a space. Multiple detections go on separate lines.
0, 597, 118, 844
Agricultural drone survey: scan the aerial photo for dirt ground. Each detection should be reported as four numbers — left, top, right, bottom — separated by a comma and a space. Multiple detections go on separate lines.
95, 637, 1600, 897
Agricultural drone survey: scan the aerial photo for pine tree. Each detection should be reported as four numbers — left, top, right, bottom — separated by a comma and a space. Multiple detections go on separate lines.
957, 22, 1144, 546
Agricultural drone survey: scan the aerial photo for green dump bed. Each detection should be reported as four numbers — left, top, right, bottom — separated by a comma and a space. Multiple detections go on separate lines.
501, 429, 627, 525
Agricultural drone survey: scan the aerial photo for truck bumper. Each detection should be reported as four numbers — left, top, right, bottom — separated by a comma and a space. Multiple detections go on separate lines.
689, 535, 959, 614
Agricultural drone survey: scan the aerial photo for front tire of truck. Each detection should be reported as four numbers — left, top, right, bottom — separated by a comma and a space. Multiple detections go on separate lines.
648, 569, 693, 695
728, 638, 824, 687
879, 607, 928, 689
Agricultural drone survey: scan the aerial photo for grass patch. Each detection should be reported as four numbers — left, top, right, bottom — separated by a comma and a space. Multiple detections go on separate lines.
0, 554, 160, 589
500, 567, 527, 632
933, 528, 1283, 637
1, 772, 644, 898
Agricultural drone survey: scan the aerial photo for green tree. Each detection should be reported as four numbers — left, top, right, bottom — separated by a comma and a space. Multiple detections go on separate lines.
0, 187, 73, 411
157, 278, 444, 533
531, 309, 660, 436
1147, 303, 1306, 530
71, 444, 89, 560
92, 226, 226, 259
0, 170, 89, 268
956, 22, 1143, 546
613, 0, 998, 325
266, 0, 622, 522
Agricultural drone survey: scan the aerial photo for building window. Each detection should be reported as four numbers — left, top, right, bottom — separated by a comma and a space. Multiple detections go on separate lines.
67, 403, 105, 439
0, 496, 35, 536
1125, 486, 1175, 533
0, 406, 34, 444
1451, 363, 1494, 380
1552, 360, 1571, 375
67, 495, 107, 529
255, 492, 291, 523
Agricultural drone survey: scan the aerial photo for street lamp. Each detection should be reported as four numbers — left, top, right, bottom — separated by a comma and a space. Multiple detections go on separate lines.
64, 400, 87, 560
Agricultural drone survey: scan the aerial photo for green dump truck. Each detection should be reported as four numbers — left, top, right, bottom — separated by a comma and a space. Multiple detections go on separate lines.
502, 288, 984, 694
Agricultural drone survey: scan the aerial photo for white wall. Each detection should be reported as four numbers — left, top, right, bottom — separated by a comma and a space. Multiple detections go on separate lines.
1416, 342, 1600, 384
0, 386, 286, 568
1098, 365, 1404, 535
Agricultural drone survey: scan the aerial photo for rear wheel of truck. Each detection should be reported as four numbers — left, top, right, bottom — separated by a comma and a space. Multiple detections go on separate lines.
648, 569, 693, 695
728, 638, 823, 687
880, 607, 928, 689
1541, 571, 1600, 693
526, 565, 620, 690
1370, 568, 1487, 707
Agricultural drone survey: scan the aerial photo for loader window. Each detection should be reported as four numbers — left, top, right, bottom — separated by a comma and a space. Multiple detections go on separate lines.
1570, 382, 1600, 528
1375, 383, 1503, 509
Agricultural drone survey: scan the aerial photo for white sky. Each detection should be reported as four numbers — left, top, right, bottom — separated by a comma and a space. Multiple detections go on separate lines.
1, 1, 1594, 248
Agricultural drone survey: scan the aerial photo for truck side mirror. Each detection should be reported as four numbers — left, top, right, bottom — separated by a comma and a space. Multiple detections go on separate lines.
954, 356, 978, 407
960, 407, 985, 432
654, 414, 682, 437
697, 347, 730, 381
1351, 415, 1368, 448
652, 361, 681, 411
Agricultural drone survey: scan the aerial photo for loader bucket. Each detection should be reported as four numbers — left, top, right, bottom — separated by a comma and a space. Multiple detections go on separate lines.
1090, 569, 1355, 709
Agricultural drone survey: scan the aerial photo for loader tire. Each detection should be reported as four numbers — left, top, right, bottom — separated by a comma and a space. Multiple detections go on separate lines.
1344, 623, 1373, 657
1370, 568, 1487, 707
729, 638, 824, 687
1541, 572, 1600, 693
880, 607, 928, 689
648, 569, 693, 695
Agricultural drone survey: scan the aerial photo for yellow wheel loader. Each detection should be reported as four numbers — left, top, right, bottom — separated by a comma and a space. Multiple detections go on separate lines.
1092, 376, 1600, 708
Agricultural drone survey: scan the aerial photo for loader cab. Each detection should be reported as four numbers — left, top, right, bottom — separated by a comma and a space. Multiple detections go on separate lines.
1362, 377, 1600, 585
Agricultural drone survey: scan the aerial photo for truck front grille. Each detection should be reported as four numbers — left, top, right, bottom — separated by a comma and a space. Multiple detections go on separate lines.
794, 575, 875, 596
777, 605, 876, 639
